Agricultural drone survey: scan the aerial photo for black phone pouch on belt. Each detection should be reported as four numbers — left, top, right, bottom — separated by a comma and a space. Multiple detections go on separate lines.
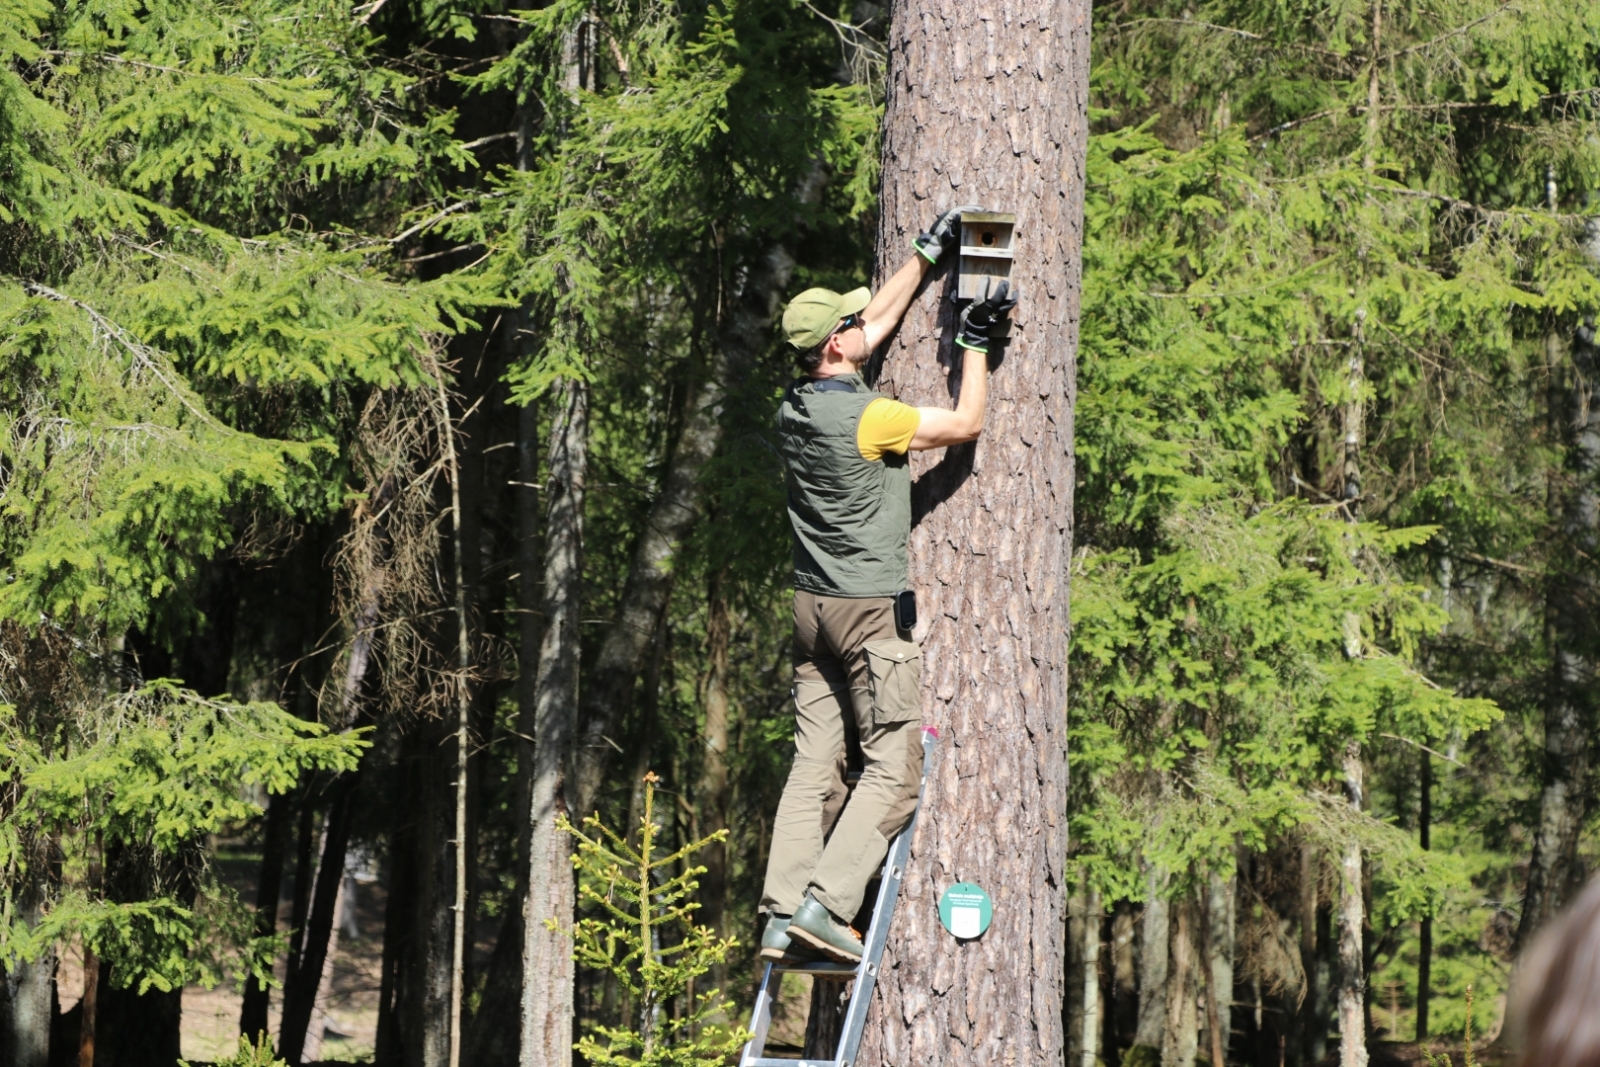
893, 589, 917, 632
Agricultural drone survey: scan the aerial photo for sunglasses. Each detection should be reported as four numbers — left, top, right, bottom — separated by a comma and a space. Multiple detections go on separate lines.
832, 313, 864, 335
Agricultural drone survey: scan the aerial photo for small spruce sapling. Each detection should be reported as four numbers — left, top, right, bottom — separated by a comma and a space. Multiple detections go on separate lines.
548, 772, 749, 1066
1421, 983, 1476, 1067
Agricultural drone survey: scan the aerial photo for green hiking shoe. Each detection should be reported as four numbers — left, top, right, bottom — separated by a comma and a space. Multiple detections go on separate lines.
758, 915, 795, 961
758, 914, 821, 962
786, 895, 863, 963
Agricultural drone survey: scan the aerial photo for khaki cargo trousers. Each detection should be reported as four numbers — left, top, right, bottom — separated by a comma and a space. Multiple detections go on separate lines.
761, 590, 924, 922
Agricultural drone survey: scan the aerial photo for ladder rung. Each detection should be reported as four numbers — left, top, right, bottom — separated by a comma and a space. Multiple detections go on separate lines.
769, 960, 858, 976
745, 1060, 840, 1066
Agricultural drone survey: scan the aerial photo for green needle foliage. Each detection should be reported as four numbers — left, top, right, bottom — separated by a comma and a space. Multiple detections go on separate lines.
1075, 0, 1600, 1036
0, 0, 480, 1004
551, 773, 747, 1067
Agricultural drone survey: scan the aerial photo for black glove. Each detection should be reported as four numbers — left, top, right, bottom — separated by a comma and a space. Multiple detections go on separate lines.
912, 204, 983, 264
955, 279, 1019, 352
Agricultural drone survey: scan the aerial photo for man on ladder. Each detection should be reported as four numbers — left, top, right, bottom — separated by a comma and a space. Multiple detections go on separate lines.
761, 206, 1018, 964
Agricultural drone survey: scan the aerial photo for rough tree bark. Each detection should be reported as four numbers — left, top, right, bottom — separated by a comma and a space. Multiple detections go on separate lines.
520, 377, 587, 1067
859, 0, 1087, 1061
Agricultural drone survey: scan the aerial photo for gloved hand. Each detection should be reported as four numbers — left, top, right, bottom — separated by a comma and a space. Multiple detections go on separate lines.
912, 204, 983, 264
955, 279, 1019, 352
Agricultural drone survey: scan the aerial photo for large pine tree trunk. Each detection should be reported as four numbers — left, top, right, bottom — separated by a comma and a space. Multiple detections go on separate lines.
859, 2, 1087, 1061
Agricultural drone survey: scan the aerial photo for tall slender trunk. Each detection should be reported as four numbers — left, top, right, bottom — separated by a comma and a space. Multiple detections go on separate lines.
1111, 902, 1138, 1052
280, 483, 389, 1063
0, 874, 55, 1067
1135, 868, 1170, 1057
1416, 747, 1431, 1040
520, 377, 587, 1067
241, 787, 292, 1039
860, 0, 1087, 1061
301, 871, 349, 1063
1163, 896, 1198, 1067
1205, 868, 1235, 1065
698, 568, 733, 983
430, 361, 477, 1067
1082, 883, 1103, 1067
1519, 278, 1600, 949
1333, 228, 1371, 1065
280, 775, 361, 1064
570, 241, 797, 817
1337, 744, 1367, 1067
78, 948, 96, 1067
1299, 845, 1324, 1067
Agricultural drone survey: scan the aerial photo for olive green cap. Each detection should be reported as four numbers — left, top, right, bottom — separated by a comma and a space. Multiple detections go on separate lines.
781, 287, 871, 350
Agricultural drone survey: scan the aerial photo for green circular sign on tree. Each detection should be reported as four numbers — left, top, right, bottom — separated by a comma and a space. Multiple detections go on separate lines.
937, 882, 993, 939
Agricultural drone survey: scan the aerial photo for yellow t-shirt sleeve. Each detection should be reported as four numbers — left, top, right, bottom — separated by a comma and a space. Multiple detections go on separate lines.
857, 398, 920, 461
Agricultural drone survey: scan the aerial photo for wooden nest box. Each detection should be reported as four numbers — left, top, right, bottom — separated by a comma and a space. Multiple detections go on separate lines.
957, 211, 1016, 301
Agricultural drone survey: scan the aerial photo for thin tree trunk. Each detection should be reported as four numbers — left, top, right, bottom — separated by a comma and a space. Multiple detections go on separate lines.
0, 884, 54, 1067
698, 568, 733, 988
1203, 870, 1228, 1062
1204, 869, 1234, 1066
1164, 896, 1197, 1067
570, 241, 798, 817
1112, 901, 1138, 1052
1297, 845, 1321, 1067
1416, 746, 1431, 1040
1135, 869, 1170, 1058
1334, 238, 1370, 1066
287, 798, 316, 979
430, 359, 476, 1067
859, 0, 1087, 1062
1083, 882, 1103, 1067
1337, 743, 1367, 1067
302, 872, 349, 1063
1520, 317, 1600, 948
520, 377, 587, 1067
280, 775, 360, 1064
280, 514, 387, 1064
78, 948, 97, 1067
241, 786, 292, 1039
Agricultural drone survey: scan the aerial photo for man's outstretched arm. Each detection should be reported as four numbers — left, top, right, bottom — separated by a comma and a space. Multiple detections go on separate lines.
861, 205, 982, 351
909, 346, 987, 449
908, 279, 1018, 451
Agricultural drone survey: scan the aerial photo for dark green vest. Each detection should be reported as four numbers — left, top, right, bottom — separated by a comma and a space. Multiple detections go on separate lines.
777, 374, 911, 598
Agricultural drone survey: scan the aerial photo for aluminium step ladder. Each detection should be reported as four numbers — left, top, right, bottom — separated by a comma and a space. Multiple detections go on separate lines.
739, 725, 939, 1067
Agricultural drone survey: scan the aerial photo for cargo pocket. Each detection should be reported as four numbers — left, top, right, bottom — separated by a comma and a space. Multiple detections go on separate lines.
863, 638, 922, 726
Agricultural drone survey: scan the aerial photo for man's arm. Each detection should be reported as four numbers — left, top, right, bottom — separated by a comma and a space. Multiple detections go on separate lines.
860, 253, 930, 352
907, 280, 1017, 451
909, 347, 987, 450
861, 205, 982, 351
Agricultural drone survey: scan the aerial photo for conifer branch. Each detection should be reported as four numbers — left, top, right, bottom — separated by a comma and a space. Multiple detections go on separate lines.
20, 283, 226, 431
1102, 18, 1344, 58
1381, 2, 1519, 63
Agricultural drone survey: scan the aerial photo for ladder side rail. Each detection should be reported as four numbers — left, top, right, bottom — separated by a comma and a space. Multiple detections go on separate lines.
833, 728, 938, 1067
739, 963, 779, 1067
